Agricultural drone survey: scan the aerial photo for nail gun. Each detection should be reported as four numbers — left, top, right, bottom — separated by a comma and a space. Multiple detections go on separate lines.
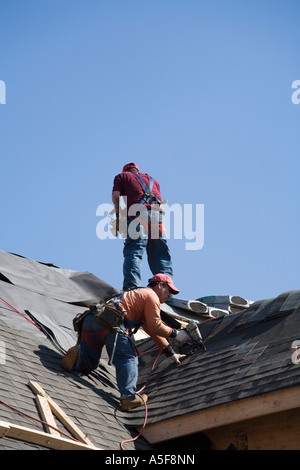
178, 321, 206, 356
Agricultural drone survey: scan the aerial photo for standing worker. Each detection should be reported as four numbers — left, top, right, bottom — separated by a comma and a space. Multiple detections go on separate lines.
112, 162, 173, 292
60, 274, 187, 411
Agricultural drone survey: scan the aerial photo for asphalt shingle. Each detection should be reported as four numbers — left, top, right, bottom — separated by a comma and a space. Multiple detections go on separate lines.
1, 250, 300, 450
119, 292, 300, 429
0, 315, 152, 450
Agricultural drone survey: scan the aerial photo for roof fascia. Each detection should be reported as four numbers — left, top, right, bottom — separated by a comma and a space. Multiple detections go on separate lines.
139, 385, 300, 444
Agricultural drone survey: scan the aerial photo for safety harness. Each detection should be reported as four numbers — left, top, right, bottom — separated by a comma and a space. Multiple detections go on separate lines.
132, 173, 161, 206
81, 328, 109, 350
129, 173, 164, 240
78, 293, 143, 348
110, 293, 143, 336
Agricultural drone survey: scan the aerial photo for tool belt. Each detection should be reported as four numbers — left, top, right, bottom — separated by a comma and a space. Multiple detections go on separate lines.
73, 310, 90, 336
88, 293, 125, 330
73, 293, 125, 335
93, 304, 125, 330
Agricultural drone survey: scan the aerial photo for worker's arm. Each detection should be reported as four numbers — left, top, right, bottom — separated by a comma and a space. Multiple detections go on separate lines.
112, 190, 121, 215
141, 293, 174, 351
142, 324, 170, 350
142, 294, 187, 364
143, 296, 172, 337
112, 190, 121, 233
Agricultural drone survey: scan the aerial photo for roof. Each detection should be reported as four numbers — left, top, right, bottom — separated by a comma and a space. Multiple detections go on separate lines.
120, 290, 300, 434
0, 250, 151, 450
0, 249, 299, 450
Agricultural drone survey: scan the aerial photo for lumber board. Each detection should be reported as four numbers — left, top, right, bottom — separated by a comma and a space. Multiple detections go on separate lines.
205, 408, 300, 450
28, 380, 94, 447
0, 422, 9, 438
47, 395, 95, 446
35, 395, 60, 436
140, 385, 300, 444
0, 420, 100, 450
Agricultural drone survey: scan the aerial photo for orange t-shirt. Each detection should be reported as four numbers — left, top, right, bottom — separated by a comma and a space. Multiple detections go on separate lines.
119, 287, 172, 350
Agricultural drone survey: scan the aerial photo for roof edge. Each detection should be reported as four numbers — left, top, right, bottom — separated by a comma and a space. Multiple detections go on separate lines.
139, 385, 300, 444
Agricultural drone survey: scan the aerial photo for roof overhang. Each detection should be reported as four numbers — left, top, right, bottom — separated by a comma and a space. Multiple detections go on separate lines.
139, 385, 300, 444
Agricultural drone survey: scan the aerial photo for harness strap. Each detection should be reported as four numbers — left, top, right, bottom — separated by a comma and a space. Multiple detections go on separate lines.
81, 329, 110, 350
132, 173, 161, 205
124, 318, 143, 335
132, 173, 153, 193
106, 294, 142, 333
131, 212, 164, 241
107, 293, 123, 309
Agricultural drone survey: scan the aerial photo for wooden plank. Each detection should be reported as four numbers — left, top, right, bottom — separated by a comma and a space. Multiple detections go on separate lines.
139, 385, 300, 444
0, 420, 100, 450
28, 380, 51, 399
0, 422, 9, 438
47, 395, 95, 447
35, 395, 60, 436
28, 380, 95, 447
205, 408, 300, 450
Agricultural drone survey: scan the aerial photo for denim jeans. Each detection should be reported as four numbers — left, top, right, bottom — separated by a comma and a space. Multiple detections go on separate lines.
75, 313, 139, 399
123, 210, 173, 291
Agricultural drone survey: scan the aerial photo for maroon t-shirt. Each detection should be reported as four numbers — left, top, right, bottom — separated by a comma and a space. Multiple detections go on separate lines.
112, 172, 162, 211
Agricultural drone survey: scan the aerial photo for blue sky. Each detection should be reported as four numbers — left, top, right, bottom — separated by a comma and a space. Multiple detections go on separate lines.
0, 0, 299, 302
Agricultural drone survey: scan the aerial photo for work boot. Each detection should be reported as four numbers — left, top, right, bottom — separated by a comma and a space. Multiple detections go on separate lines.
121, 394, 148, 411
60, 345, 79, 372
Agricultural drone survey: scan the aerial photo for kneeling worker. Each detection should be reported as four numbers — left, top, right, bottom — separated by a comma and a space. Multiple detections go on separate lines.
60, 274, 187, 411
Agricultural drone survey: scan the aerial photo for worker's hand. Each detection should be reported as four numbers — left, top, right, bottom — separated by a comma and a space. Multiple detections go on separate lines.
110, 218, 118, 237
170, 353, 187, 365
163, 345, 186, 364
173, 329, 190, 345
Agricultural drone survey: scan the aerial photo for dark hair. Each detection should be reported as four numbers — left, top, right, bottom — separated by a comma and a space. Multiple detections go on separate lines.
147, 281, 160, 288
148, 281, 169, 289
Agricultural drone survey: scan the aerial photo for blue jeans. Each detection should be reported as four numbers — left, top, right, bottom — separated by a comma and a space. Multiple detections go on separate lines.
123, 212, 173, 291
75, 314, 139, 399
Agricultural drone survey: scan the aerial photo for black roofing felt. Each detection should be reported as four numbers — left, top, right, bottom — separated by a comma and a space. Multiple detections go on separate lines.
0, 250, 121, 352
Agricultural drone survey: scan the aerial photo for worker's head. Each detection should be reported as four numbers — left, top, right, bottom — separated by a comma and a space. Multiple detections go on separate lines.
122, 162, 139, 173
148, 273, 179, 303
